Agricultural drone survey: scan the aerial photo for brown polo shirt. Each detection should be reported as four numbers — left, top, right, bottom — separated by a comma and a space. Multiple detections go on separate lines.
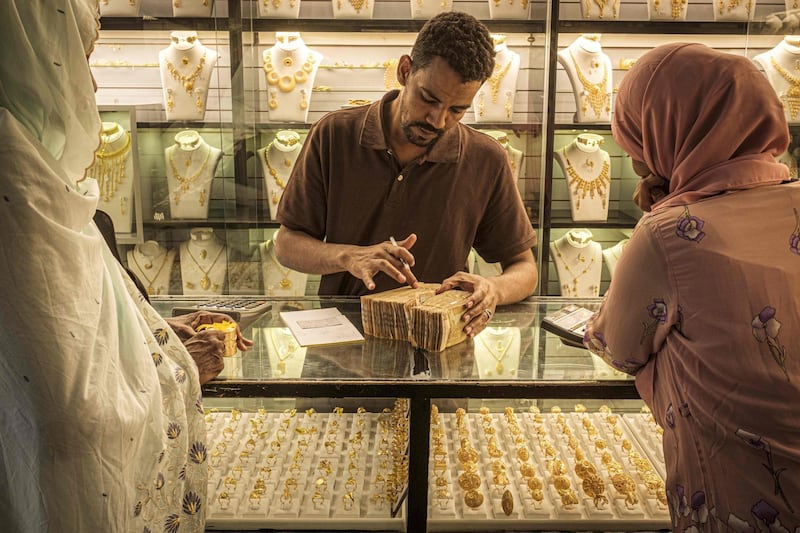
277, 90, 537, 296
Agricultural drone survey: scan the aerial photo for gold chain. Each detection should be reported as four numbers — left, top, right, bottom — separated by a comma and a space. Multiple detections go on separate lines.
164, 52, 207, 95
487, 58, 513, 104
263, 142, 287, 205
553, 242, 596, 297
131, 248, 170, 296
185, 243, 225, 292
478, 331, 514, 374
169, 146, 211, 206
563, 149, 610, 209
267, 240, 293, 290
770, 56, 800, 120
568, 49, 610, 117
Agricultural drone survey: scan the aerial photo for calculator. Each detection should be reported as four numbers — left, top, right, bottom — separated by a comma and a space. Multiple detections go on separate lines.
171, 299, 272, 323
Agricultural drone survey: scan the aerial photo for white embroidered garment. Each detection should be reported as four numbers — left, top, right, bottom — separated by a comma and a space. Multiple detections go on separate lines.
0, 1, 207, 531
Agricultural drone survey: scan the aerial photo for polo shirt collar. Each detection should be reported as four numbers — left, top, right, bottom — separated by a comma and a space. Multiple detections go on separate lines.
359, 89, 462, 164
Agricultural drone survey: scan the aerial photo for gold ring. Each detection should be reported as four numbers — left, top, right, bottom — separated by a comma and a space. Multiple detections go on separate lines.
218, 491, 231, 510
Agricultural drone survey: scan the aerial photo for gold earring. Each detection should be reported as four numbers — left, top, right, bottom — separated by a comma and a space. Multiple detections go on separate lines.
269, 89, 278, 110
478, 92, 485, 117
166, 89, 174, 112
299, 89, 308, 110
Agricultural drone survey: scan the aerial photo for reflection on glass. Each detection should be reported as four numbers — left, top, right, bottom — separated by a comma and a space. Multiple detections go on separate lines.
265, 326, 307, 378
474, 325, 521, 379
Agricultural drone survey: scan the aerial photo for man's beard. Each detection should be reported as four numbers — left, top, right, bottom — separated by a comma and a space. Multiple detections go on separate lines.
402, 120, 444, 147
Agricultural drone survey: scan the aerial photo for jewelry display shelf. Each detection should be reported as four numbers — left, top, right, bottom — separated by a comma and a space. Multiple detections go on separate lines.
152, 295, 649, 532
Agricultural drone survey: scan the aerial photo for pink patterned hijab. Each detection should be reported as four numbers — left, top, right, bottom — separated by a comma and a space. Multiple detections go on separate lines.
612, 43, 790, 210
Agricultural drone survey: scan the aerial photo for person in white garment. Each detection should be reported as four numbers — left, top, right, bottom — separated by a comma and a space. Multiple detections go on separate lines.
0, 2, 250, 531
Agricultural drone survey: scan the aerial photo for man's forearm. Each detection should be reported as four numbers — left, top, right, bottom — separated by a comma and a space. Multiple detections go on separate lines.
274, 226, 353, 275
492, 251, 538, 305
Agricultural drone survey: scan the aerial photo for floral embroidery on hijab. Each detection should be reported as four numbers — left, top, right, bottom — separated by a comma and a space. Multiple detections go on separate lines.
736, 429, 794, 513
676, 206, 705, 242
151, 351, 163, 366
153, 327, 170, 345
182, 491, 202, 515
641, 298, 667, 344
166, 422, 181, 439
751, 306, 790, 381
790, 208, 800, 255
163, 513, 180, 533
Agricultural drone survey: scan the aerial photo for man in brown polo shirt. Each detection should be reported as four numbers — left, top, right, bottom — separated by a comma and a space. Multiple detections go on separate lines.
275, 12, 537, 337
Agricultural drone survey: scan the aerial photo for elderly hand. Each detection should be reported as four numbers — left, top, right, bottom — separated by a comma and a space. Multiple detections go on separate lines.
437, 272, 498, 337
633, 174, 670, 212
183, 329, 226, 384
345, 234, 420, 291
166, 310, 253, 351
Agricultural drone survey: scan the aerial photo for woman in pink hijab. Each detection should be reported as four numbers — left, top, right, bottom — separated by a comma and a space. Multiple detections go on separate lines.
584, 43, 800, 530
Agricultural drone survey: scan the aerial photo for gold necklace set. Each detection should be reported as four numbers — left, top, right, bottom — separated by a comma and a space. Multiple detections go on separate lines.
185, 243, 225, 291
263, 142, 295, 205
336, 0, 369, 12
478, 329, 515, 375
264, 0, 296, 7
583, 0, 619, 18
131, 248, 170, 296
568, 49, 610, 118
717, 0, 751, 15
264, 49, 316, 97
173, 0, 209, 6
770, 56, 800, 120
652, 0, 686, 18
488, 58, 513, 104
87, 126, 131, 202
553, 240, 597, 297
169, 146, 211, 206
164, 52, 207, 114
562, 148, 610, 209
491, 0, 530, 8
101, 0, 137, 5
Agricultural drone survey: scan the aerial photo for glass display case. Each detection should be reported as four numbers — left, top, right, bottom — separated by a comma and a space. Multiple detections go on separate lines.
152, 295, 666, 531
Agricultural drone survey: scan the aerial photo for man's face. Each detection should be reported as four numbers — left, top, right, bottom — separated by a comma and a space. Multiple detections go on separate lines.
398, 56, 482, 147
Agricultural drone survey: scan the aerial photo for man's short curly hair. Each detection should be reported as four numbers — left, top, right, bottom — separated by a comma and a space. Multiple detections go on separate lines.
410, 12, 495, 83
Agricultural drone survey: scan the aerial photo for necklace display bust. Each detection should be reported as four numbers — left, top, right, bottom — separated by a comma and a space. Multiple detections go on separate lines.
754, 36, 800, 124
164, 130, 222, 220
474, 35, 520, 124
86, 121, 136, 233
99, 0, 140, 16
127, 241, 175, 296
487, 0, 531, 19
180, 227, 227, 295
258, 130, 303, 220
713, 0, 755, 21
602, 238, 629, 279
557, 34, 613, 124
260, 232, 308, 297
550, 229, 603, 297
474, 325, 521, 378
410, 0, 452, 19
263, 32, 323, 123
159, 31, 219, 121
647, 0, 688, 20
554, 133, 611, 222
172, 0, 214, 17
257, 0, 302, 18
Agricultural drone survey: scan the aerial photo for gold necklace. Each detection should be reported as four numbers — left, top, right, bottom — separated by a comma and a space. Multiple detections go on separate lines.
185, 243, 224, 291
270, 328, 299, 375
770, 56, 800, 120
487, 57, 513, 104
478, 330, 514, 374
653, 0, 686, 18
164, 52, 207, 95
568, 49, 610, 118
263, 49, 316, 94
169, 146, 211, 206
87, 130, 131, 202
131, 248, 170, 296
562, 149, 610, 209
267, 241, 293, 290
263, 142, 288, 205
553, 241, 597, 297
348, 0, 368, 12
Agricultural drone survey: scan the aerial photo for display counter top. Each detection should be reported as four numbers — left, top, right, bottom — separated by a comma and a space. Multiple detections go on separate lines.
151, 296, 636, 399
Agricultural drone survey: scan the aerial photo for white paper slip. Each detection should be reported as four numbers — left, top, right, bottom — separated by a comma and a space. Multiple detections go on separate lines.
279, 307, 365, 347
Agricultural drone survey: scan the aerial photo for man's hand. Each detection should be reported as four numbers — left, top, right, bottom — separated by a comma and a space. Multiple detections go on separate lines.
345, 234, 420, 291
437, 272, 499, 337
